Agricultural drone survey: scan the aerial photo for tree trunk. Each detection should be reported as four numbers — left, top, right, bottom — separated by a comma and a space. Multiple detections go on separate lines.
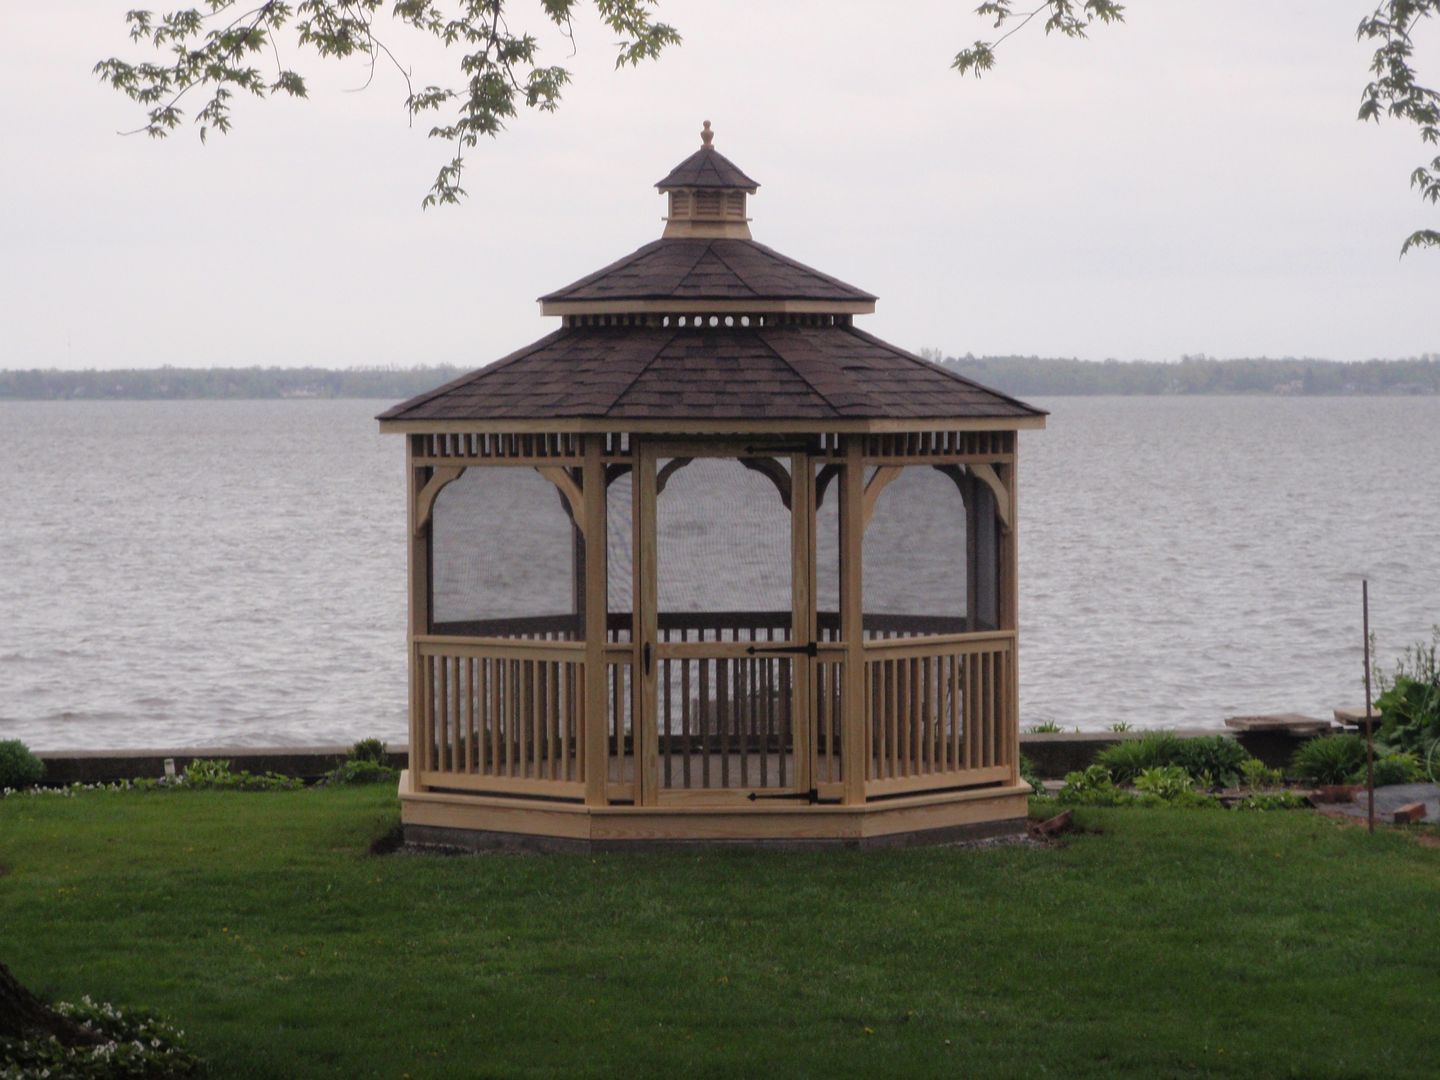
0, 961, 102, 1046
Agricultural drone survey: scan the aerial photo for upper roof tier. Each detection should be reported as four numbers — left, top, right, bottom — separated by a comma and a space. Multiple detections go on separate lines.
654, 121, 759, 191
539, 237, 876, 316
543, 121, 872, 312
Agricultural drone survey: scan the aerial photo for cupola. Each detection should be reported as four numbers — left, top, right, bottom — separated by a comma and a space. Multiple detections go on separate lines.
655, 121, 758, 239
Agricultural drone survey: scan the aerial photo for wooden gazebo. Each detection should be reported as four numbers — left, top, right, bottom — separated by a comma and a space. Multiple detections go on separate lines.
379, 123, 1046, 849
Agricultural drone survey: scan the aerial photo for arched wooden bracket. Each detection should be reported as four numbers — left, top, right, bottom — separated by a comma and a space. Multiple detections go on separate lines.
654, 457, 694, 497
413, 466, 465, 536
860, 465, 903, 532
739, 457, 792, 510
536, 466, 586, 538
968, 462, 1012, 531
605, 462, 632, 486
814, 463, 841, 510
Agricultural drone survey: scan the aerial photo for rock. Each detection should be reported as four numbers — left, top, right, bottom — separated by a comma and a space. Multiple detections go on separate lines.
1394, 802, 1428, 825
1225, 713, 1336, 735
1334, 706, 1380, 728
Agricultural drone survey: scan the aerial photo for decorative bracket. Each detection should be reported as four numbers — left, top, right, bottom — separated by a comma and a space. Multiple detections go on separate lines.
413, 466, 465, 536
739, 456, 793, 510
860, 465, 903, 531
968, 463, 1012, 531
536, 466, 586, 538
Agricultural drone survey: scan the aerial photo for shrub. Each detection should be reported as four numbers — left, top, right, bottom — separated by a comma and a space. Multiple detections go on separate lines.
1372, 751, 1422, 787
0, 739, 45, 790
0, 995, 202, 1078
1026, 720, 1061, 734
1172, 736, 1249, 788
349, 738, 388, 765
1240, 757, 1284, 791
1133, 765, 1194, 800
1057, 765, 1134, 807
327, 739, 399, 786
1290, 734, 1367, 786
1095, 732, 1181, 784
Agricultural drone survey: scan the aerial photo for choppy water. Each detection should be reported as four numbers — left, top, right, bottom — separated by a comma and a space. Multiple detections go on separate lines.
1, 397, 1436, 750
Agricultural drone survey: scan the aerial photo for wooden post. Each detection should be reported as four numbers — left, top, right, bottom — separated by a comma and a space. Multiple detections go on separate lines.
635, 445, 659, 804
582, 437, 609, 806
840, 439, 866, 804
407, 435, 431, 792
791, 452, 814, 795
1002, 446, 1020, 784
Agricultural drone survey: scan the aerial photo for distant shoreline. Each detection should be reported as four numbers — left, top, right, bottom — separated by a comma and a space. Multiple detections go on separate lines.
2, 355, 1437, 400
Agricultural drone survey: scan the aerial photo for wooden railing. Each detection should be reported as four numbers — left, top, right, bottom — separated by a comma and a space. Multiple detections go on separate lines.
415, 637, 586, 798
861, 632, 1015, 797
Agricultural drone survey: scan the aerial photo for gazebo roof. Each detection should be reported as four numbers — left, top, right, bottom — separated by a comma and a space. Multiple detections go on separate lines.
379, 124, 1044, 430
377, 323, 1042, 423
538, 237, 876, 314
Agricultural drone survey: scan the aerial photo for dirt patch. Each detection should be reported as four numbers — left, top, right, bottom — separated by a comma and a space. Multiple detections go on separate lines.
368, 824, 404, 856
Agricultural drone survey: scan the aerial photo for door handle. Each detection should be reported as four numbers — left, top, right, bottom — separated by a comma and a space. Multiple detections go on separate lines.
744, 642, 818, 658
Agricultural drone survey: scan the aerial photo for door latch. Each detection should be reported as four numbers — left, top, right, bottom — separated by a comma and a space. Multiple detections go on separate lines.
744, 642, 818, 658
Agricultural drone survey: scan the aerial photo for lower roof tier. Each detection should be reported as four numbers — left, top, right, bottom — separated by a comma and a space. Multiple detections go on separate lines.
379, 323, 1044, 424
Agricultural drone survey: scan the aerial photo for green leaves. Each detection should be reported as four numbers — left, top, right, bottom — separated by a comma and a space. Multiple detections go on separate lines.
1356, 2, 1440, 254
97, 0, 681, 207
953, 0, 1124, 79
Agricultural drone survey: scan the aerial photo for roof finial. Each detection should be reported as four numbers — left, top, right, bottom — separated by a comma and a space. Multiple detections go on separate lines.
700, 120, 713, 148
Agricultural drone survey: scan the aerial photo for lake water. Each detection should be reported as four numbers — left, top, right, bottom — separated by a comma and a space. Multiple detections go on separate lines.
1, 397, 1436, 750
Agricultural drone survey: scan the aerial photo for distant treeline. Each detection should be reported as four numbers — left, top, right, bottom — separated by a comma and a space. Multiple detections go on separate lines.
0, 365, 463, 401
934, 353, 1440, 397
3, 354, 1439, 401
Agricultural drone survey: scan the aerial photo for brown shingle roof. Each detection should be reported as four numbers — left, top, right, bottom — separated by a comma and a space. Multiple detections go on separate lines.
539, 239, 876, 305
655, 146, 758, 191
378, 324, 1044, 422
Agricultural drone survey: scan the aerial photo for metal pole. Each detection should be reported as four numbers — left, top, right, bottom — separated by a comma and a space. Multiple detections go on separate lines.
1363, 579, 1375, 835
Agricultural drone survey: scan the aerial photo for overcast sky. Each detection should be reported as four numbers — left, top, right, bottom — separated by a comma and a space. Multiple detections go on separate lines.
2, 1, 1436, 370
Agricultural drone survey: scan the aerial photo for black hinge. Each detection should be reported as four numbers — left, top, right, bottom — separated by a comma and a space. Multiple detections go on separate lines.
744, 641, 818, 658
643, 642, 652, 676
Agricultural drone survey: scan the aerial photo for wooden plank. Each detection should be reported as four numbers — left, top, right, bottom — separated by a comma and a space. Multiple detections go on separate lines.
417, 770, 586, 800
416, 636, 585, 660
863, 765, 1012, 799
861, 630, 1015, 655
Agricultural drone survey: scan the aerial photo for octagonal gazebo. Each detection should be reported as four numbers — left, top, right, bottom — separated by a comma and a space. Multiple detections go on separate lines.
379, 124, 1046, 849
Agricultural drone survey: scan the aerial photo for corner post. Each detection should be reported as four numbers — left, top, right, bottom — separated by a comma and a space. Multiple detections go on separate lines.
840, 438, 867, 805
407, 434, 431, 792
1002, 438, 1021, 784
582, 436, 609, 806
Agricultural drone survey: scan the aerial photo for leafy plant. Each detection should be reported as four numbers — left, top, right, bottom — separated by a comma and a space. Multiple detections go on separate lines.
0, 739, 45, 790
1026, 720, 1062, 734
1057, 765, 1134, 807
1240, 757, 1284, 791
0, 995, 202, 1078
1019, 754, 1046, 796
349, 738, 388, 765
1095, 732, 1182, 784
182, 759, 303, 792
1108, 721, 1133, 733
1133, 765, 1194, 801
1375, 627, 1440, 759
1234, 791, 1308, 812
1172, 736, 1250, 788
1290, 735, 1367, 786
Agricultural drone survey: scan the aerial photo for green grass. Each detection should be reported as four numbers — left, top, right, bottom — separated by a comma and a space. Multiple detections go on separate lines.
2, 788, 1438, 1079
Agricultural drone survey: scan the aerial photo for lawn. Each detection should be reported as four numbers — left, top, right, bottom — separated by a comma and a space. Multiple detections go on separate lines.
2, 787, 1438, 1079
